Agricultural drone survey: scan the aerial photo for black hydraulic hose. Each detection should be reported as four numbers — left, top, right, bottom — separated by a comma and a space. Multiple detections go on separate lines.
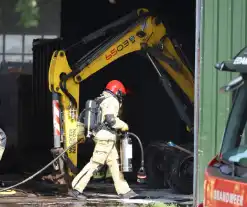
127, 132, 144, 167
80, 11, 140, 44
78, 109, 86, 122
0, 138, 83, 192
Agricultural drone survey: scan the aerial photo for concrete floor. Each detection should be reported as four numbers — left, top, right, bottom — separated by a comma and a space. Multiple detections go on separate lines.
0, 183, 193, 206
0, 198, 192, 207
0, 174, 193, 206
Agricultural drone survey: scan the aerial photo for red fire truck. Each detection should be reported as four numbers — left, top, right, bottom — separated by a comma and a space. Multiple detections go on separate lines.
199, 46, 247, 207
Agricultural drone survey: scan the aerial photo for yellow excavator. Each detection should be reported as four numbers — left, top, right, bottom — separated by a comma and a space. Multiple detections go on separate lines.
47, 8, 194, 189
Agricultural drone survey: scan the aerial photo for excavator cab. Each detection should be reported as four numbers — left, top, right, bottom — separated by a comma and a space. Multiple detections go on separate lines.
202, 46, 247, 207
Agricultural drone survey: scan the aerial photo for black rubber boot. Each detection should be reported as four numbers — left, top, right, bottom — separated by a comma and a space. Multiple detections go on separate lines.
119, 190, 138, 199
68, 189, 87, 200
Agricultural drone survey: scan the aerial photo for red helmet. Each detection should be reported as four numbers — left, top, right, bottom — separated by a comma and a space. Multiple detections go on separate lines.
105, 80, 127, 101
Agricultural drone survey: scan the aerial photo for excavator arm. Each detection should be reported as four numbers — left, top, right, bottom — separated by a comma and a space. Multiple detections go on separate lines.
48, 8, 194, 179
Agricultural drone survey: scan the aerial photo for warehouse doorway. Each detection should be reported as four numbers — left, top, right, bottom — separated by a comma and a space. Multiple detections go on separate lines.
0, 0, 197, 204
58, 0, 196, 196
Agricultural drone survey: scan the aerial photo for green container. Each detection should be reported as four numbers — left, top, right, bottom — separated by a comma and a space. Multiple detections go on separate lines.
196, 0, 247, 203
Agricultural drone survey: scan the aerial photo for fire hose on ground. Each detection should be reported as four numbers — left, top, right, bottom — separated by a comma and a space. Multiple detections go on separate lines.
0, 138, 83, 193
0, 132, 146, 193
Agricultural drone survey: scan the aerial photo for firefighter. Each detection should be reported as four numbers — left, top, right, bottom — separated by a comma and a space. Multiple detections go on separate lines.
0, 128, 16, 195
92, 107, 124, 182
69, 80, 138, 200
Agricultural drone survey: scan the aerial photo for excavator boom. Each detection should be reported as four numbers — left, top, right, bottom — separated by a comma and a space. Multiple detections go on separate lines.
48, 8, 194, 178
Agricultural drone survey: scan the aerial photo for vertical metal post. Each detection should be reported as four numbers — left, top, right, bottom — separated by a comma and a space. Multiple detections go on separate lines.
52, 92, 61, 148
52, 92, 62, 171
193, 0, 202, 206
42, 92, 66, 184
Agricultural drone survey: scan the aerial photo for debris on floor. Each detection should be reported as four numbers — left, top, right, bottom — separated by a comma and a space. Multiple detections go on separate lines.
0, 174, 193, 206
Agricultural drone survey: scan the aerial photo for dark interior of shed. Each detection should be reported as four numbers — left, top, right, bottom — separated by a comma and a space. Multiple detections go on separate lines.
60, 0, 196, 177
0, 0, 196, 193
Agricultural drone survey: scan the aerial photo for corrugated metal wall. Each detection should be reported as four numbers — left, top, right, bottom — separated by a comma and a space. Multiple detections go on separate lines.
198, 0, 247, 202
32, 38, 62, 148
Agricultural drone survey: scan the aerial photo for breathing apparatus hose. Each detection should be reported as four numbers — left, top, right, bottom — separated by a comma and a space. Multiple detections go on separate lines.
127, 132, 147, 183
127, 132, 144, 167
0, 138, 83, 192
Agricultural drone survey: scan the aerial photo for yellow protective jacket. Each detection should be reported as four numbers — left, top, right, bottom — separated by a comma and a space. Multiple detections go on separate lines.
94, 91, 128, 141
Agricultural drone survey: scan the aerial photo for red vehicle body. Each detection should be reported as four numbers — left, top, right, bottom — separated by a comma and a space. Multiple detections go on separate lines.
199, 46, 247, 207
203, 156, 245, 207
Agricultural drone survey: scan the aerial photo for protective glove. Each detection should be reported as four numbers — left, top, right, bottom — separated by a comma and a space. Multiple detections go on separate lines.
77, 122, 86, 143
121, 123, 129, 132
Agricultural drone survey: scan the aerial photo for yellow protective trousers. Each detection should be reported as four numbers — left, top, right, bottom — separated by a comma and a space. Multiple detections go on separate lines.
71, 136, 131, 195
